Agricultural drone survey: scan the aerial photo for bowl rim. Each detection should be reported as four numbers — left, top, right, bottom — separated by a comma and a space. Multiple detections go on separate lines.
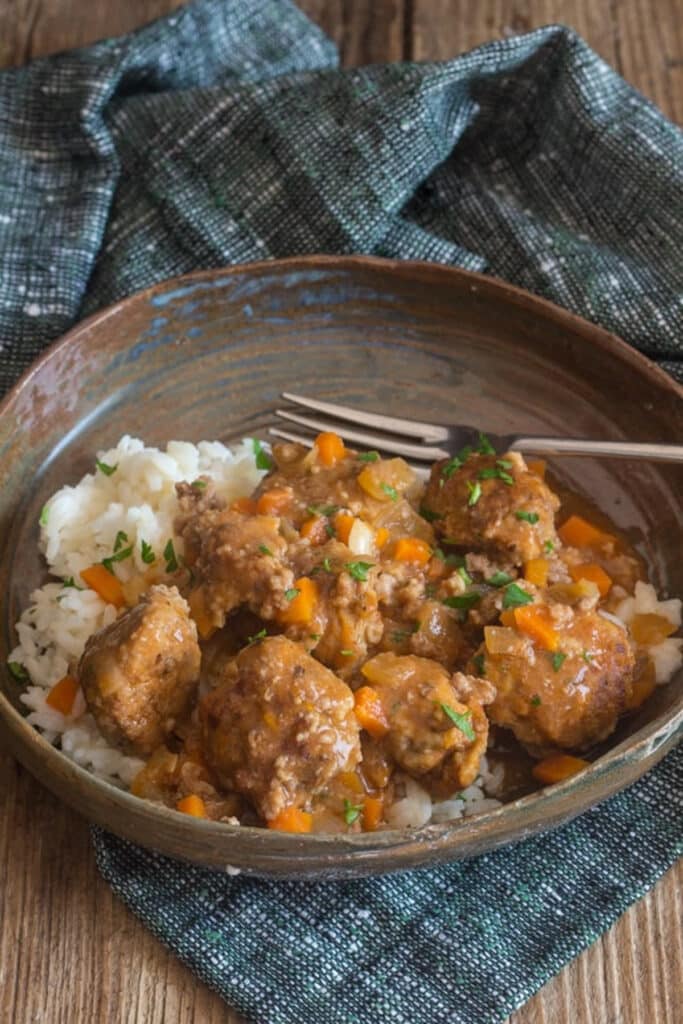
1, 254, 681, 877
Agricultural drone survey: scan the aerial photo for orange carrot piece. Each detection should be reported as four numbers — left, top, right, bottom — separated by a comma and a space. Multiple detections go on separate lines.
524, 557, 549, 587
362, 795, 384, 832
315, 431, 346, 467
176, 794, 207, 818
300, 515, 327, 545
267, 806, 313, 833
569, 562, 613, 597
557, 514, 613, 549
499, 609, 516, 627
334, 511, 355, 545
353, 685, 390, 738
532, 754, 590, 785
630, 613, 676, 646
375, 527, 389, 549
256, 488, 291, 516
279, 576, 318, 625
393, 537, 432, 564
340, 770, 365, 795
80, 564, 126, 608
513, 604, 559, 651
527, 459, 546, 478
187, 587, 216, 639
45, 675, 79, 715
230, 496, 257, 514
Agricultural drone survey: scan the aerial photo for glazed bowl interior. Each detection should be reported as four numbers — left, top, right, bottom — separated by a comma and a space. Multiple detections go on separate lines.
1, 256, 681, 879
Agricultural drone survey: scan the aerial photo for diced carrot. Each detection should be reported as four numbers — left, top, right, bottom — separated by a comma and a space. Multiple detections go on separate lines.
267, 806, 313, 833
315, 431, 346, 467
340, 770, 365, 795
500, 609, 516, 627
230, 496, 257, 514
524, 557, 549, 587
625, 657, 657, 709
300, 515, 327, 545
334, 511, 355, 545
513, 604, 559, 651
45, 675, 79, 715
362, 795, 384, 832
532, 754, 590, 785
353, 685, 390, 738
527, 459, 546, 478
375, 527, 389, 549
187, 587, 216, 639
629, 613, 676, 646
176, 794, 207, 818
393, 537, 432, 564
279, 576, 318, 625
256, 488, 291, 516
80, 564, 126, 608
557, 514, 613, 549
569, 562, 613, 597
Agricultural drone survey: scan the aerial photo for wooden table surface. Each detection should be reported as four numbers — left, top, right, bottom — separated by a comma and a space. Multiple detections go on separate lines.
1, 2, 681, 1022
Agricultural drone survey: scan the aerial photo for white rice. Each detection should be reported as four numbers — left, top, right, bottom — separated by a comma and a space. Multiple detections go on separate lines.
613, 580, 683, 683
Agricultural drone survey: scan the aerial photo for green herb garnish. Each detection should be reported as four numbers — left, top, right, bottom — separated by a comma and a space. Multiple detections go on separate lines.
380, 483, 398, 502
284, 588, 300, 601
477, 433, 496, 455
312, 557, 334, 575
96, 459, 117, 476
357, 451, 380, 463
443, 592, 481, 611
582, 650, 593, 664
39, 505, 49, 527
457, 566, 473, 586
306, 503, 340, 517
391, 623, 419, 643
442, 445, 474, 480
478, 466, 514, 486
433, 548, 464, 568
472, 653, 486, 676
8, 661, 28, 681
544, 539, 555, 553
309, 633, 322, 642
340, 649, 354, 657
439, 702, 476, 741
530, 695, 542, 707
102, 543, 133, 573
502, 583, 534, 609
345, 561, 374, 582
343, 799, 362, 825
62, 576, 83, 590
114, 530, 129, 553
467, 481, 482, 507
258, 544, 273, 556
252, 439, 274, 471
486, 571, 513, 587
163, 539, 179, 573
551, 651, 567, 672
246, 628, 267, 647
140, 540, 155, 565
420, 504, 443, 523
191, 479, 207, 490
515, 510, 540, 524
496, 458, 513, 469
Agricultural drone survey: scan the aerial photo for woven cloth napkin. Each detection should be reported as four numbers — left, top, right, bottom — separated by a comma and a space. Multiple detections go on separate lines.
2, 1, 681, 1021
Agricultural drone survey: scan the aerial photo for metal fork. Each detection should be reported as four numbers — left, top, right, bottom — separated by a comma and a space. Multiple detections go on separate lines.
270, 393, 683, 464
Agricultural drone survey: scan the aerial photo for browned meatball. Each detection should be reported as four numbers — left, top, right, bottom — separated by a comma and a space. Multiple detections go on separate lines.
479, 603, 635, 755
359, 653, 495, 796
199, 636, 361, 821
423, 450, 559, 565
78, 585, 201, 756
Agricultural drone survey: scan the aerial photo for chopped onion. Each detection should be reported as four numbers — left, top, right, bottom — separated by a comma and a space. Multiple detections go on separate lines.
347, 518, 374, 556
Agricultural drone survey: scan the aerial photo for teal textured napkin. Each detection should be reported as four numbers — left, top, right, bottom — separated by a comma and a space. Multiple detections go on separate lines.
1, 1, 681, 1021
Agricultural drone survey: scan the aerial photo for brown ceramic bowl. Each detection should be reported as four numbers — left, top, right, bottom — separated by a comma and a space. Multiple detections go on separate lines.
1, 256, 681, 879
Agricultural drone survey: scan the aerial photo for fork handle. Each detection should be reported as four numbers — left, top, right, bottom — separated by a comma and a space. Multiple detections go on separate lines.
512, 438, 683, 462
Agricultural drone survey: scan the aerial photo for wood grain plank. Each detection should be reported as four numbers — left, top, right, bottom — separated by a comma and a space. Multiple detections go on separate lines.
300, 0, 406, 63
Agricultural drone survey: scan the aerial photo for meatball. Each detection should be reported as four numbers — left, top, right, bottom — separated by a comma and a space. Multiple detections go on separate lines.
479, 603, 635, 755
199, 636, 361, 821
78, 585, 201, 756
359, 653, 495, 796
423, 450, 559, 565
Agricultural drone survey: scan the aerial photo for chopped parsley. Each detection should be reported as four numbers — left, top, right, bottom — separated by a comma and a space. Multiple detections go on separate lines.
433, 548, 464, 568
502, 582, 534, 609
357, 451, 380, 463
312, 557, 334, 575
102, 542, 133, 573
477, 432, 496, 455
530, 694, 542, 707
340, 649, 354, 657
582, 650, 594, 664
443, 592, 481, 611
391, 623, 419, 643
113, 530, 129, 553
140, 540, 155, 565
258, 544, 273, 556
544, 539, 555, 553
419, 504, 443, 523
551, 651, 567, 672
309, 633, 322, 642
39, 505, 49, 527
246, 628, 267, 647
515, 510, 540, 524
284, 588, 300, 601
8, 661, 28, 681
191, 478, 207, 490
163, 539, 179, 573
345, 561, 374, 582
472, 652, 486, 676
306, 503, 339, 517
439, 702, 476, 741
343, 799, 362, 825
467, 481, 482, 507
442, 445, 473, 480
478, 466, 514, 486
380, 482, 398, 502
62, 576, 83, 590
95, 459, 117, 476
252, 438, 273, 471
486, 571, 513, 587
457, 566, 473, 586
496, 458, 513, 469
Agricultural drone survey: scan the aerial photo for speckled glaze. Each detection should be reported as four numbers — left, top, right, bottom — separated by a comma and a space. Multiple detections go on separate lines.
0, 256, 681, 879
